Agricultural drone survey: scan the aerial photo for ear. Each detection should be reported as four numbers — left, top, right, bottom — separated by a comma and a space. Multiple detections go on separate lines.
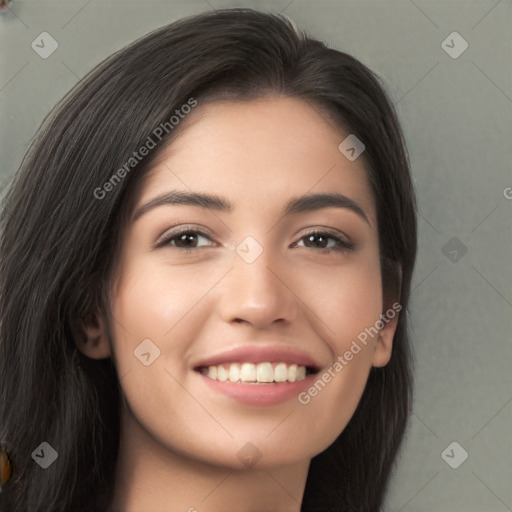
371, 305, 400, 368
75, 312, 111, 359
373, 262, 402, 368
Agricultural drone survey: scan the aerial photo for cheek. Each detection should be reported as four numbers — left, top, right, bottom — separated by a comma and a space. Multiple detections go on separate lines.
111, 259, 222, 342
295, 351, 372, 454
108, 262, 222, 452
107, 260, 212, 401
286, 250, 382, 437
289, 249, 383, 352
108, 257, 231, 390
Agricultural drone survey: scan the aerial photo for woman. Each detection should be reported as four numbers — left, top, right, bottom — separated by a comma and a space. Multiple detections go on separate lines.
0, 8, 417, 511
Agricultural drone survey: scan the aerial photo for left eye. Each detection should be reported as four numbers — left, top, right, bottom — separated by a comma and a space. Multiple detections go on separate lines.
161, 230, 213, 249
295, 232, 353, 252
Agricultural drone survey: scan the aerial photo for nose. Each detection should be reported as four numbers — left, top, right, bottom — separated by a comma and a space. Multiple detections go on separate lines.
217, 248, 298, 329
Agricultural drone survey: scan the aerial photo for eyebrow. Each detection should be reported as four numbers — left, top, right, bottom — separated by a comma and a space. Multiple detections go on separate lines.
283, 193, 369, 225
132, 190, 231, 222
132, 190, 369, 225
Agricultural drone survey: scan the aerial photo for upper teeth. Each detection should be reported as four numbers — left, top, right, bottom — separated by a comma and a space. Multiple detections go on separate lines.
202, 362, 307, 383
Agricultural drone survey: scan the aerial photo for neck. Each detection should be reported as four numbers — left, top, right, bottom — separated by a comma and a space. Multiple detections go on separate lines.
108, 404, 310, 512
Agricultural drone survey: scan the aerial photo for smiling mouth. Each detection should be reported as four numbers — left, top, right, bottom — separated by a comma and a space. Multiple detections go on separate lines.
196, 362, 319, 384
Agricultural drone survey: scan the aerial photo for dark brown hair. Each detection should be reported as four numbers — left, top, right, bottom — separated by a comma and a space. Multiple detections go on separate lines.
0, 8, 416, 511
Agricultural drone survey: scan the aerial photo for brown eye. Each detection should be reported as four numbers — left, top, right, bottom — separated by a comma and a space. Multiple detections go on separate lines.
172, 232, 201, 248
302, 233, 333, 249
296, 231, 355, 253
158, 229, 214, 250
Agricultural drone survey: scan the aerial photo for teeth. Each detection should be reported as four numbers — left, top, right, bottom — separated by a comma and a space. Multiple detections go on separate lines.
201, 362, 310, 383
217, 365, 228, 382
256, 362, 274, 383
240, 362, 257, 382
288, 364, 297, 382
274, 363, 287, 382
228, 363, 241, 382
207, 366, 217, 380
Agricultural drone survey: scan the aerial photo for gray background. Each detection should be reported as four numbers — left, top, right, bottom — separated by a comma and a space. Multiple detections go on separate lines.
1, 1, 511, 511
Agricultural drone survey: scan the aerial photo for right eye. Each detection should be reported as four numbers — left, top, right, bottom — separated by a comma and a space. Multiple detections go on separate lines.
157, 228, 216, 251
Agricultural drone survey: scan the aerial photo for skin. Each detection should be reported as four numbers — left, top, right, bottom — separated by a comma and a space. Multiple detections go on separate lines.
77, 96, 398, 512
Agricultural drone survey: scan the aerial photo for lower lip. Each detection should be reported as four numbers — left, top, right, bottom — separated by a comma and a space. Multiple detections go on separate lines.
197, 372, 317, 406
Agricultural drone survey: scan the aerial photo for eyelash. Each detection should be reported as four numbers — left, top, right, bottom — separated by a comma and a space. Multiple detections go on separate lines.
157, 227, 355, 254
294, 230, 355, 253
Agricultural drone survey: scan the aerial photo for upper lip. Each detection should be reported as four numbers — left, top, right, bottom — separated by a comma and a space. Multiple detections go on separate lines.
193, 345, 321, 370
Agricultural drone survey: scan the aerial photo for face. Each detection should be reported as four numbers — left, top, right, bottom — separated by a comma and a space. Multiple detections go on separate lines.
91, 96, 397, 470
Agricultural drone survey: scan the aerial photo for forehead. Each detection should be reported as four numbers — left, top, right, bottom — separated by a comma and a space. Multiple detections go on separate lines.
136, 96, 376, 224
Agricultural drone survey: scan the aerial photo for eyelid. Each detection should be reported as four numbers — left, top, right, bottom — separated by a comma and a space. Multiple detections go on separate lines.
155, 224, 216, 248
293, 227, 356, 252
295, 226, 353, 243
